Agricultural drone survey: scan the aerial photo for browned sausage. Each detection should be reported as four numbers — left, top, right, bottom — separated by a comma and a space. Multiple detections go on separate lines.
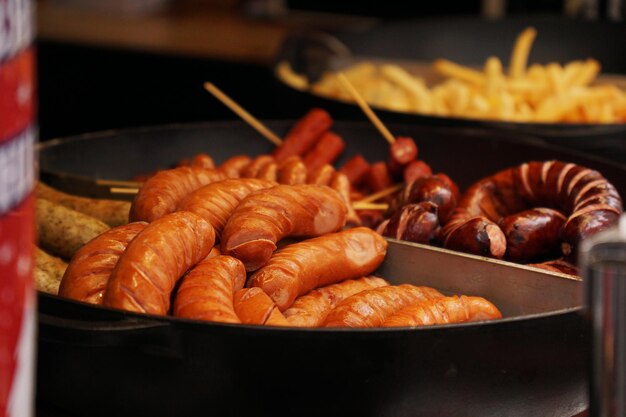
284, 276, 389, 327
499, 208, 566, 262
365, 162, 393, 192
382, 295, 502, 327
403, 160, 432, 184
277, 156, 307, 185
129, 167, 226, 223
173, 255, 246, 323
302, 131, 345, 172
442, 214, 507, 258
442, 161, 622, 259
340, 154, 370, 186
59, 222, 147, 305
233, 287, 289, 326
329, 171, 361, 226
221, 185, 347, 271
176, 178, 275, 240
273, 108, 332, 162
248, 227, 387, 311
103, 211, 215, 314
306, 164, 335, 186
382, 202, 440, 244
388, 136, 418, 177
190, 153, 215, 169
434, 173, 460, 202
256, 162, 278, 182
395, 176, 457, 224
241, 155, 274, 179
219, 155, 252, 178
323, 284, 443, 328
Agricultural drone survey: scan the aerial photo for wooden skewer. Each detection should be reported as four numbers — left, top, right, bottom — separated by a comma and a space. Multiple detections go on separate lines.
96, 179, 143, 188
336, 73, 396, 145
356, 183, 404, 204
204, 82, 283, 147
110, 187, 139, 195
352, 202, 389, 211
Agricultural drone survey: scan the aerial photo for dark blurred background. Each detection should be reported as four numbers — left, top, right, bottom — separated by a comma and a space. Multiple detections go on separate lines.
37, 0, 626, 140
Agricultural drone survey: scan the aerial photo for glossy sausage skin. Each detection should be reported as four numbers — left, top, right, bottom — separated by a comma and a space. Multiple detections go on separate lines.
394, 176, 457, 224
103, 211, 215, 315
176, 178, 275, 240
382, 202, 440, 244
129, 167, 226, 223
257, 162, 278, 182
190, 153, 215, 169
173, 255, 245, 323
340, 154, 370, 186
307, 164, 335, 186
221, 185, 347, 271
382, 295, 502, 327
284, 276, 389, 327
388, 136, 418, 176
241, 155, 274, 179
443, 214, 507, 258
277, 156, 307, 185
329, 171, 361, 226
403, 160, 432, 184
323, 284, 443, 328
249, 227, 388, 311
219, 155, 252, 178
233, 287, 289, 326
273, 108, 332, 162
59, 222, 147, 305
302, 131, 345, 172
365, 162, 393, 192
499, 208, 566, 262
442, 161, 622, 259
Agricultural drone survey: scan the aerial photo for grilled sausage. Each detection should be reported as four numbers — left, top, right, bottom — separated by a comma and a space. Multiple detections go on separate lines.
176, 178, 275, 240
129, 167, 226, 223
499, 208, 566, 262
382, 295, 502, 327
382, 202, 440, 244
306, 164, 335, 186
284, 277, 389, 327
103, 211, 215, 315
36, 198, 110, 259
241, 155, 274, 179
248, 227, 387, 311
219, 155, 252, 178
221, 184, 347, 271
233, 287, 289, 326
190, 153, 215, 169
340, 154, 370, 186
37, 182, 131, 227
442, 161, 622, 259
388, 136, 418, 177
365, 162, 393, 192
302, 131, 345, 172
329, 171, 361, 226
58, 222, 147, 304
257, 162, 278, 182
323, 284, 443, 328
273, 108, 332, 162
394, 176, 457, 224
403, 160, 432, 184
173, 255, 246, 323
277, 156, 307, 185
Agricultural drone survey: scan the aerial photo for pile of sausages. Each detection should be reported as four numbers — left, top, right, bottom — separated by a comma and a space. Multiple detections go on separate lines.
378, 160, 623, 274
58, 173, 501, 328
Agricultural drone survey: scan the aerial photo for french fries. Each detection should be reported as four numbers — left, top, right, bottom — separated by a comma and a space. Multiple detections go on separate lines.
286, 27, 626, 124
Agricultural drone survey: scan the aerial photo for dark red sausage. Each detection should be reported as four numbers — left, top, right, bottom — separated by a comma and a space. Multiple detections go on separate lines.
273, 108, 333, 162
365, 162, 394, 192
382, 202, 440, 244
340, 154, 371, 186
388, 136, 418, 176
302, 131, 346, 172
499, 208, 566, 262
403, 160, 432, 184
